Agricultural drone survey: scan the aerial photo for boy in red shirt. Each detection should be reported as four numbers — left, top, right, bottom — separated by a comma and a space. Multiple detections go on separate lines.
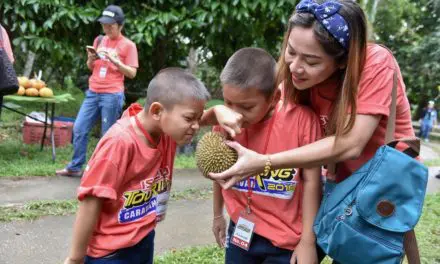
211, 48, 323, 263
64, 68, 211, 264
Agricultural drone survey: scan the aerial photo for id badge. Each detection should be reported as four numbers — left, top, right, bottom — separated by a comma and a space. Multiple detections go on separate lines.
155, 190, 170, 222
231, 215, 255, 251
99, 67, 107, 78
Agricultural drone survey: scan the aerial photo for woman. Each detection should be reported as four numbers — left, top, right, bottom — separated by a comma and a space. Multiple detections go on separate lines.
210, 0, 420, 263
56, 5, 138, 177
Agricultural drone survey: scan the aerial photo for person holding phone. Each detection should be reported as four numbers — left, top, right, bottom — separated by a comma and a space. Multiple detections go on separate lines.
56, 5, 139, 177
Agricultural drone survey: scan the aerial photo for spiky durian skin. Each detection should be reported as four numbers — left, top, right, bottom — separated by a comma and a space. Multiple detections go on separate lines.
195, 132, 238, 178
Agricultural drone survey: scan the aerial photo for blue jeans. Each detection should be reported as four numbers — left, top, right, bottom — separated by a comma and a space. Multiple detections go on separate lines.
84, 230, 155, 264
226, 221, 326, 264
67, 90, 124, 171
419, 121, 433, 140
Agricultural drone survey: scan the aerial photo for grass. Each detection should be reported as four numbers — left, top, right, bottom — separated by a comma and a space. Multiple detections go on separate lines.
0, 126, 99, 177
174, 154, 196, 169
0, 200, 78, 222
0, 96, 222, 177
0, 187, 212, 222
155, 245, 225, 264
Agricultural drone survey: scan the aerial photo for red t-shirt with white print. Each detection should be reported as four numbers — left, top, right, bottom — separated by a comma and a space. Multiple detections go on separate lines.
216, 101, 322, 250
77, 104, 176, 257
310, 44, 415, 182
88, 35, 138, 93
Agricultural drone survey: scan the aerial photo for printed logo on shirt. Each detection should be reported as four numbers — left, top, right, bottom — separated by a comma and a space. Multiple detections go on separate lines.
118, 166, 171, 223
232, 168, 298, 199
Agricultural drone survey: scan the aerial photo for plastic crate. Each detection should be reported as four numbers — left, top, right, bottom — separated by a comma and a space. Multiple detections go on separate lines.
22, 121, 74, 147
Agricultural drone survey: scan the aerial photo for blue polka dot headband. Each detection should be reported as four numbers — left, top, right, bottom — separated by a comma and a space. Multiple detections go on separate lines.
296, 0, 350, 50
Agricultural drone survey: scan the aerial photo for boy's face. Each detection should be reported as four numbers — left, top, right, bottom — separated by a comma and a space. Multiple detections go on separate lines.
159, 99, 205, 145
223, 85, 278, 128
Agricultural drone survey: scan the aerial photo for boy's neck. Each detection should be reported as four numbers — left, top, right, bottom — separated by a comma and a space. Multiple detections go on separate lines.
135, 112, 162, 147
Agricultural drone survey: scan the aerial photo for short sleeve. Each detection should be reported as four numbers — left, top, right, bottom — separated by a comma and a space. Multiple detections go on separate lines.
357, 51, 396, 117
123, 41, 138, 68
299, 108, 322, 147
77, 136, 132, 201
1, 26, 14, 63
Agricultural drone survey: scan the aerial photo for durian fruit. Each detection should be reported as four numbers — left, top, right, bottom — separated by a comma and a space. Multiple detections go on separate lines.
195, 132, 238, 178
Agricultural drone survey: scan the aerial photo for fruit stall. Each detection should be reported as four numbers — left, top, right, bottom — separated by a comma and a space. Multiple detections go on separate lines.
0, 75, 75, 162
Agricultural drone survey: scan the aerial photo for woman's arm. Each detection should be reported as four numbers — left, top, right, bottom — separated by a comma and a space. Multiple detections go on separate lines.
101, 51, 137, 79
64, 196, 102, 264
210, 114, 381, 189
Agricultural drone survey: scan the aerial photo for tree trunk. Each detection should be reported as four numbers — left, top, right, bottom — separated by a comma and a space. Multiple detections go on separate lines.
187, 47, 198, 74
23, 51, 36, 78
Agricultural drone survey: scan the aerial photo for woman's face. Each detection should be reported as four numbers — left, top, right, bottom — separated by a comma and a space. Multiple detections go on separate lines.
284, 26, 342, 90
101, 23, 122, 39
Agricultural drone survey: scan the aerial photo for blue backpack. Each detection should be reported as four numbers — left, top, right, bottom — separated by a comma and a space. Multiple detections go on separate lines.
314, 71, 429, 264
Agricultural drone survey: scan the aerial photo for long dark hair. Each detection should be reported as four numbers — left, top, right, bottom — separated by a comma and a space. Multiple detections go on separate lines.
277, 0, 368, 137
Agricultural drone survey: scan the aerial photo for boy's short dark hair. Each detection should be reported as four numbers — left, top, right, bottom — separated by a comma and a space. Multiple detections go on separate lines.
145, 67, 210, 109
220, 47, 276, 97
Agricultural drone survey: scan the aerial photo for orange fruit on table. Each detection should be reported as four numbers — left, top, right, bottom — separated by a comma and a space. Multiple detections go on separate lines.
29, 79, 39, 89
37, 80, 46, 89
18, 76, 31, 88
39, 87, 54, 97
25, 87, 39, 97
17, 86, 25, 96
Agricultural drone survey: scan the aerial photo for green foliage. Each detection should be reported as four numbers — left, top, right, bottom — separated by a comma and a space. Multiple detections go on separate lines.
1, 0, 299, 101
373, 0, 440, 116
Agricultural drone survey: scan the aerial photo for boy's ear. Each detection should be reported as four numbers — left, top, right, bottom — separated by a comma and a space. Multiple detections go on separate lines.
149, 102, 165, 121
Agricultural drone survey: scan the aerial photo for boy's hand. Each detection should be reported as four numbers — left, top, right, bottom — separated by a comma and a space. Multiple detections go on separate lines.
63, 257, 83, 264
213, 105, 243, 138
212, 215, 227, 248
290, 240, 318, 264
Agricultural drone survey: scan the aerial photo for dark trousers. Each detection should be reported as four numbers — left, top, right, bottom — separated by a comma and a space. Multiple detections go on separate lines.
84, 230, 155, 264
225, 221, 326, 264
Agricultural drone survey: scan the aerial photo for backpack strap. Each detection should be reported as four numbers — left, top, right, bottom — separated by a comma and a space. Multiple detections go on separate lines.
95, 35, 104, 49
385, 70, 398, 143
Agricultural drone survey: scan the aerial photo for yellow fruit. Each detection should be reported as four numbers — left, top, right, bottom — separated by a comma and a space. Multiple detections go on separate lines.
195, 132, 238, 178
34, 80, 46, 90
17, 86, 25, 96
18, 77, 31, 88
29, 79, 39, 89
25, 88, 39, 97
39, 87, 54, 97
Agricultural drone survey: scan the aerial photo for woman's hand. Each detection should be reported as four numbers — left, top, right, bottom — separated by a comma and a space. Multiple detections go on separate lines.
86, 49, 98, 63
213, 105, 243, 138
290, 240, 318, 264
101, 51, 122, 67
208, 141, 266, 189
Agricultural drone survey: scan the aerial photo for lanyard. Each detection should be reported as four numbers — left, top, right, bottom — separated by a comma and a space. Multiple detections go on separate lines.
245, 106, 278, 214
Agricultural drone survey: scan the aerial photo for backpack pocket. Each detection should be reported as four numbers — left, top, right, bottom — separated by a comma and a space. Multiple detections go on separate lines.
356, 146, 428, 232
